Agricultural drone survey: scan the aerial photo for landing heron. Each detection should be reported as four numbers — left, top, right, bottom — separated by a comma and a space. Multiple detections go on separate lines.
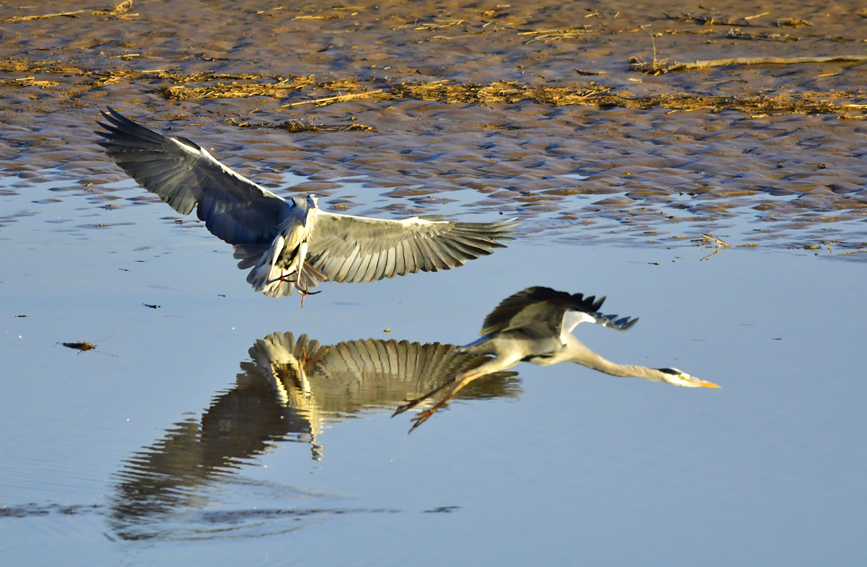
96, 108, 517, 303
394, 286, 719, 431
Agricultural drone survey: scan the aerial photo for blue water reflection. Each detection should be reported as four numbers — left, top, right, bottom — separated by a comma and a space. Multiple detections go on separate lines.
0, 176, 865, 565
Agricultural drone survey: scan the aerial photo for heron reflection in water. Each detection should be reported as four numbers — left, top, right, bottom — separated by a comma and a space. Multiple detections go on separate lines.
110, 332, 518, 538
96, 108, 517, 304
394, 286, 720, 432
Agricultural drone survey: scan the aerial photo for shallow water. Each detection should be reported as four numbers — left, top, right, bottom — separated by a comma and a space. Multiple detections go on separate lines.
1, 173, 865, 565
2, 0, 867, 562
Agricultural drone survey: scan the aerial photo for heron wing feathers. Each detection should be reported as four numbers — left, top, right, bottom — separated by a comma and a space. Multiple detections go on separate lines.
96, 107, 289, 246
305, 212, 516, 283
480, 286, 627, 337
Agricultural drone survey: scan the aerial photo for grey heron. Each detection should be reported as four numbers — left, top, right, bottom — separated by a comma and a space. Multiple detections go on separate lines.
95, 108, 517, 303
394, 286, 719, 432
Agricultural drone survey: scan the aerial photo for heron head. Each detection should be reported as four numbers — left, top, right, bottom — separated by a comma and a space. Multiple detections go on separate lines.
657, 368, 720, 388
297, 194, 318, 227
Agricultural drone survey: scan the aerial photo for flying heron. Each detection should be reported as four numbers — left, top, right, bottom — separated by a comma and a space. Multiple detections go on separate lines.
394, 286, 720, 431
95, 108, 517, 303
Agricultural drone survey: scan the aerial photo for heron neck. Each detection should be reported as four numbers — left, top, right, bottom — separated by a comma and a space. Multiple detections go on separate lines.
566, 338, 664, 382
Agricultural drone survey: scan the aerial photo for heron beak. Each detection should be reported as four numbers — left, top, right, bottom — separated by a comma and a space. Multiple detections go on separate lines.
672, 372, 720, 388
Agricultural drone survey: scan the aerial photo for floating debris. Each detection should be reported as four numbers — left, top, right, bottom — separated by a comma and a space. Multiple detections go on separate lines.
62, 341, 97, 353
60, 336, 117, 355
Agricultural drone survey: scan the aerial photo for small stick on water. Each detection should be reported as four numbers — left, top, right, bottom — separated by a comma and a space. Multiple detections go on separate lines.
700, 234, 730, 248
632, 54, 867, 74
698, 234, 730, 261
282, 89, 384, 108
2, 1, 134, 23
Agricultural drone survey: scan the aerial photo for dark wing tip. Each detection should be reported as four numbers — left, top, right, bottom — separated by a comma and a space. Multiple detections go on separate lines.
499, 288, 611, 316
602, 314, 639, 331
480, 286, 597, 335
567, 291, 605, 313
95, 107, 168, 149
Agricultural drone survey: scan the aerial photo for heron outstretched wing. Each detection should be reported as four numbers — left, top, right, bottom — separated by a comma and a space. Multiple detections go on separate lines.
566, 310, 639, 333
305, 212, 517, 283
96, 107, 290, 246
478, 287, 603, 335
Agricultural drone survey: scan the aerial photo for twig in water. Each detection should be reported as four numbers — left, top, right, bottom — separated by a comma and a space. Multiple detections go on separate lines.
2, 1, 134, 23
631, 54, 867, 74
700, 234, 731, 248
282, 89, 384, 108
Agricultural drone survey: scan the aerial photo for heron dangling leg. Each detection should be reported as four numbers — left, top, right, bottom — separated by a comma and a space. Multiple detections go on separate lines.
266, 272, 321, 306
395, 361, 504, 433
406, 371, 485, 433
392, 377, 458, 417
296, 284, 321, 307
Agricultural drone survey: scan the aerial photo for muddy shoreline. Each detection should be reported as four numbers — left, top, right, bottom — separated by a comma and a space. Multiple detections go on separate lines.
1, 0, 866, 254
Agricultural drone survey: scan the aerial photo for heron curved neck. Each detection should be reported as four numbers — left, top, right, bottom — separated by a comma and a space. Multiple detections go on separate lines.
565, 337, 665, 382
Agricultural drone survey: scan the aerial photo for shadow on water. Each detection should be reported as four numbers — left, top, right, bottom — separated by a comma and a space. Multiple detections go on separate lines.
108, 332, 519, 540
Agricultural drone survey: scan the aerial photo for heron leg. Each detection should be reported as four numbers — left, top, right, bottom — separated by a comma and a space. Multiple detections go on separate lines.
395, 354, 522, 433
405, 371, 487, 432
392, 377, 457, 417
297, 283, 321, 307
396, 360, 507, 433
266, 272, 321, 306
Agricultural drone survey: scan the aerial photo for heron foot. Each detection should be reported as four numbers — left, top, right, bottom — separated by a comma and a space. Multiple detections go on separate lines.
268, 273, 321, 306
408, 409, 436, 433
405, 395, 453, 434
392, 398, 421, 417
392, 379, 459, 434
298, 286, 321, 307
392, 377, 456, 418
393, 365, 492, 433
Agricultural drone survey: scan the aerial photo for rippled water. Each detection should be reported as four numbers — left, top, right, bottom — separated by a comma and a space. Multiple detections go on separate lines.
1, 173, 865, 565
2, 0, 866, 562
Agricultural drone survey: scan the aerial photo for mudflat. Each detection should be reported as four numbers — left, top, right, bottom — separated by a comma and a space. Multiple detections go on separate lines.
2, 0, 866, 252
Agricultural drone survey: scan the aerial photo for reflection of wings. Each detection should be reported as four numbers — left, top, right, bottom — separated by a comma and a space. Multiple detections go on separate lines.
250, 332, 520, 415
110, 332, 520, 539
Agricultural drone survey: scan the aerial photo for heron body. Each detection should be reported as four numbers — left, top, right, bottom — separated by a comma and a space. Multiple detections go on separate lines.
240, 194, 324, 298
96, 108, 517, 301
395, 286, 719, 431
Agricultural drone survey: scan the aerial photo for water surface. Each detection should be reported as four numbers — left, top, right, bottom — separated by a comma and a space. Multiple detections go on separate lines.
1, 176, 865, 565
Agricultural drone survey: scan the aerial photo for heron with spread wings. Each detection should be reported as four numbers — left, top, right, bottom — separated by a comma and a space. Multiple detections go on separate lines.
96, 108, 517, 303
394, 286, 720, 432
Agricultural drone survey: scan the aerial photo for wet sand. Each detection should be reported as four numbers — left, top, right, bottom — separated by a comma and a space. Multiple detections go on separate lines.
1, 0, 866, 253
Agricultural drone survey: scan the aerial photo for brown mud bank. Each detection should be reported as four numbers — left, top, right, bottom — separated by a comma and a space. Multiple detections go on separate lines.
1, 0, 866, 254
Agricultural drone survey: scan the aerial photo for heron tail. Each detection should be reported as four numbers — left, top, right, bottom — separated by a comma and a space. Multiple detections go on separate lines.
233, 243, 326, 298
